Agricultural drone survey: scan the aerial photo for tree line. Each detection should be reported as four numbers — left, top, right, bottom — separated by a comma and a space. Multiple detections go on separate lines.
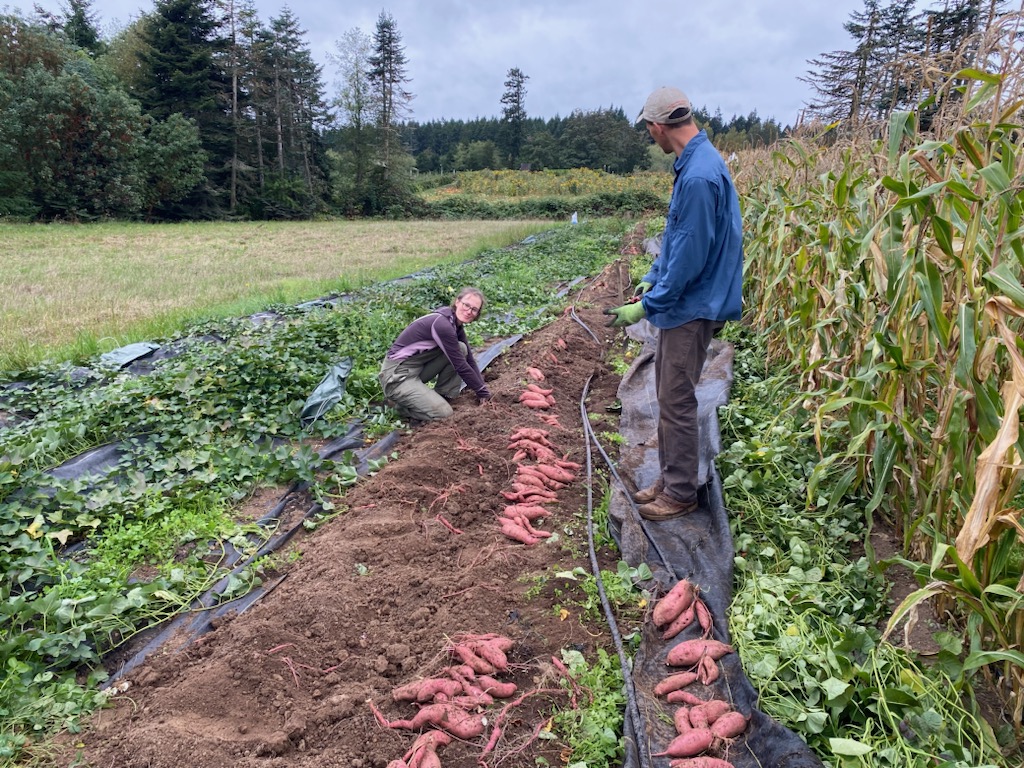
1, 0, 783, 222
802, 0, 1016, 130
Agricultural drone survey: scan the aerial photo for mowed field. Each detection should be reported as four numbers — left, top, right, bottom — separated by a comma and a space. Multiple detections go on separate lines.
0, 219, 553, 370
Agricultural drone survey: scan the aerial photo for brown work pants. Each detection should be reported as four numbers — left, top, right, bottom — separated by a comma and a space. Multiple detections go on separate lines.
655, 319, 724, 503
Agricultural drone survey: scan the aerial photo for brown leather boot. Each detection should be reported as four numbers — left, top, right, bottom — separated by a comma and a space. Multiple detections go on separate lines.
638, 493, 698, 521
632, 477, 664, 504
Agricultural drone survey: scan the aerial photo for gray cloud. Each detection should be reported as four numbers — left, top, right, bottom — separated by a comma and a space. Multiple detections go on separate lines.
22, 0, 865, 125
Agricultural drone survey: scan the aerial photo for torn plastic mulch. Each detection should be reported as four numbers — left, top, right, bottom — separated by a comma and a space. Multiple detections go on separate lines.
609, 319, 823, 768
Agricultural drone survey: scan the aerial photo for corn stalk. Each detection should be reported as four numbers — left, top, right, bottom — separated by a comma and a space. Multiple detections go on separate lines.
738, 12, 1024, 732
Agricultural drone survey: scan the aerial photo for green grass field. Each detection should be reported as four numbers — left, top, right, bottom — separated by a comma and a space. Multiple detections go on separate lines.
0, 219, 553, 371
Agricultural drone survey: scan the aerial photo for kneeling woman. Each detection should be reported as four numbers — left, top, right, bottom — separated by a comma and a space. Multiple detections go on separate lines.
378, 287, 492, 422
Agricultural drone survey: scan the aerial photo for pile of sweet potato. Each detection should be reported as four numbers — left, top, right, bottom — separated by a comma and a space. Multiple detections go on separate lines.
648, 580, 750, 765
369, 634, 519, 763
499, 426, 580, 545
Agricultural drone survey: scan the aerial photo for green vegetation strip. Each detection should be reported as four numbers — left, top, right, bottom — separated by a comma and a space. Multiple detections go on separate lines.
0, 220, 629, 761
719, 328, 1006, 768
0, 219, 553, 371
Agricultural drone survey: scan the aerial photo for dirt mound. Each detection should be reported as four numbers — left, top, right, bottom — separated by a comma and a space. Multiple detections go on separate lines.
53, 267, 632, 768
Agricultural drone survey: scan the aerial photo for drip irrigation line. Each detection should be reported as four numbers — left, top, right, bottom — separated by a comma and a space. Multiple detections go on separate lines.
567, 306, 676, 578
569, 305, 602, 345
579, 374, 650, 768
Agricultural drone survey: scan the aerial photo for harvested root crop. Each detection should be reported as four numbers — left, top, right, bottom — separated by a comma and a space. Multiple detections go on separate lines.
666, 638, 734, 667
652, 728, 715, 758
368, 700, 485, 740
653, 579, 696, 627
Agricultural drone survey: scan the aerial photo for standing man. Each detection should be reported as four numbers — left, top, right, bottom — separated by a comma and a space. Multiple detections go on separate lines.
380, 287, 491, 423
604, 87, 744, 521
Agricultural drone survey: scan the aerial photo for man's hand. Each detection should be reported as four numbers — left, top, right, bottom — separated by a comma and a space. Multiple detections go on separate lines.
604, 302, 646, 327
633, 281, 653, 297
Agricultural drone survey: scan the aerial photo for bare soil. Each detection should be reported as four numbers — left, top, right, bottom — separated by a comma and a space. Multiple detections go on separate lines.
45, 252, 1000, 768
50, 263, 634, 768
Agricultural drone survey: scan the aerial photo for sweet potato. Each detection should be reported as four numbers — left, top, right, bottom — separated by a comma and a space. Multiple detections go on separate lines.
667, 690, 708, 707
662, 601, 697, 641
688, 705, 709, 729
451, 644, 497, 674
502, 504, 551, 520
533, 463, 575, 483
666, 638, 734, 667
467, 640, 508, 671
525, 383, 553, 396
523, 399, 551, 410
653, 671, 699, 696
696, 654, 720, 685
653, 579, 696, 627
690, 699, 733, 726
392, 677, 463, 703
695, 598, 713, 637
674, 706, 692, 732
518, 392, 551, 408
477, 674, 517, 698
652, 728, 715, 758
668, 758, 735, 768
555, 458, 582, 470
710, 711, 748, 739
500, 519, 540, 545
508, 428, 552, 445
368, 700, 486, 740
513, 472, 550, 489
526, 367, 545, 381
403, 730, 451, 768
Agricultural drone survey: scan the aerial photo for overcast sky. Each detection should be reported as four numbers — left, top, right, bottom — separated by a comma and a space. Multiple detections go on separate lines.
14, 0, 869, 126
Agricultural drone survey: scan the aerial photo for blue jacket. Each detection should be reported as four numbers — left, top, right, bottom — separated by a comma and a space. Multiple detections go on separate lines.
641, 130, 743, 329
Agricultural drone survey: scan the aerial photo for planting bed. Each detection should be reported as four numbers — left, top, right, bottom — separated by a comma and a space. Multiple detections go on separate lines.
52, 270, 634, 767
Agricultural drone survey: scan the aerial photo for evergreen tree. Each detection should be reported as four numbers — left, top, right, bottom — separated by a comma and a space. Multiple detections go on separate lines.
367, 10, 412, 168
500, 67, 528, 168
802, 0, 886, 127
328, 26, 378, 213
136, 0, 230, 215
62, 0, 103, 55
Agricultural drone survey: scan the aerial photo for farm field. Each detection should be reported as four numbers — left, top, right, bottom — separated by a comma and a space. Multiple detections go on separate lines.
0, 219, 552, 371
2, 217, 1012, 768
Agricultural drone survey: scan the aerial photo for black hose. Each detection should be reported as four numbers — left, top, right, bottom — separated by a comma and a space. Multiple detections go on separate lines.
579, 375, 651, 768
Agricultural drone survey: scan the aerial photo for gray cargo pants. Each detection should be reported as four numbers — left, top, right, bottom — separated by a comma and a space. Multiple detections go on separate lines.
656, 319, 724, 503
378, 344, 468, 422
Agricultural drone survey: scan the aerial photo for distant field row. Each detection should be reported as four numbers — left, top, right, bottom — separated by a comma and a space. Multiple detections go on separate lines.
0, 219, 553, 371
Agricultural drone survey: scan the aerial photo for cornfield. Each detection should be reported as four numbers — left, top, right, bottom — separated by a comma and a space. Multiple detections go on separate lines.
738, 12, 1024, 733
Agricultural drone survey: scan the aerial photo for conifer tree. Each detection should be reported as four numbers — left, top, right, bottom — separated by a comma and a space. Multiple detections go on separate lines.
500, 67, 528, 168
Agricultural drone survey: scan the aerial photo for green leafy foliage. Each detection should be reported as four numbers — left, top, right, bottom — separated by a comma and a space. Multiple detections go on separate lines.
0, 221, 628, 757
549, 648, 625, 766
720, 329, 1004, 767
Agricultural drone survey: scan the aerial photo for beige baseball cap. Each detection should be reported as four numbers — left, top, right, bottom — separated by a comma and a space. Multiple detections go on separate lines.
636, 87, 692, 125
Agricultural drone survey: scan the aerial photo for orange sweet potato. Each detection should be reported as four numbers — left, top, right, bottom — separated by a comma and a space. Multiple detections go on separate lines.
652, 728, 715, 758
695, 598, 713, 637
499, 519, 540, 545
666, 638, 734, 667
526, 367, 545, 381
710, 711, 748, 739
653, 671, 699, 696
477, 674, 517, 698
368, 701, 486, 740
696, 654, 720, 685
674, 706, 692, 732
662, 601, 697, 641
392, 677, 462, 703
653, 579, 696, 627
667, 690, 708, 707
690, 699, 733, 726
668, 758, 735, 768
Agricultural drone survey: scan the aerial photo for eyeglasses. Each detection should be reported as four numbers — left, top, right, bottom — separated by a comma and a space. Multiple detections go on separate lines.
457, 299, 481, 316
